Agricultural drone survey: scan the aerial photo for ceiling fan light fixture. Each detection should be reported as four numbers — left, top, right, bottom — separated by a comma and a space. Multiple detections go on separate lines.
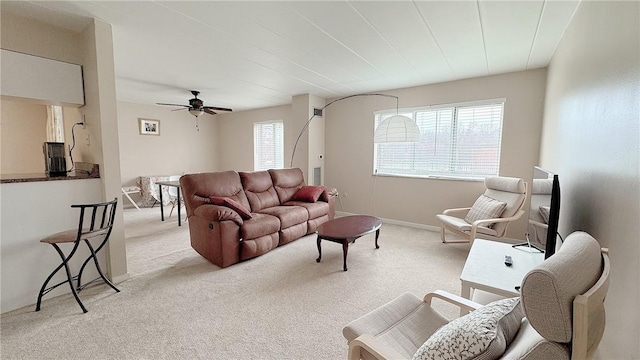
189, 108, 204, 117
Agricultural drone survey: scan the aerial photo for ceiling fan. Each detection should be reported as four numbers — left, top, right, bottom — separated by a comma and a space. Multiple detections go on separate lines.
157, 90, 233, 117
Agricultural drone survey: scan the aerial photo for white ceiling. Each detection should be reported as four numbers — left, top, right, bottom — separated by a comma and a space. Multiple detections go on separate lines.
2, 1, 580, 112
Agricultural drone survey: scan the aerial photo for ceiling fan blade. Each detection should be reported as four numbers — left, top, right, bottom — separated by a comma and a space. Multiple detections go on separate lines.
172, 108, 188, 112
156, 103, 190, 108
203, 108, 217, 115
204, 106, 233, 112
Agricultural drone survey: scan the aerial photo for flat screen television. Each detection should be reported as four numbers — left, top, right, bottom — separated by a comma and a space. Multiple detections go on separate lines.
527, 166, 561, 259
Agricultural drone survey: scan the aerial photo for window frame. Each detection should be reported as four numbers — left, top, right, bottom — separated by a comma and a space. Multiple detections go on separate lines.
373, 98, 506, 181
253, 120, 284, 171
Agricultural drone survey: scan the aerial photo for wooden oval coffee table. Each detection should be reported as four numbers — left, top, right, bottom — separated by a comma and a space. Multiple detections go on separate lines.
315, 215, 382, 271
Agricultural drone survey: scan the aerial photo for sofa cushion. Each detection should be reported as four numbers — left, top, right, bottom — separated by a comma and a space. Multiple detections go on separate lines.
413, 297, 524, 360
240, 171, 281, 211
306, 214, 329, 234
291, 185, 325, 203
278, 222, 308, 245
209, 196, 252, 219
464, 195, 507, 228
258, 205, 308, 228
269, 168, 305, 203
284, 200, 329, 220
240, 233, 279, 261
240, 213, 280, 240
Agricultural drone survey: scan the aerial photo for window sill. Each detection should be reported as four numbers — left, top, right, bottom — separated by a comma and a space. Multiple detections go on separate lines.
372, 172, 485, 182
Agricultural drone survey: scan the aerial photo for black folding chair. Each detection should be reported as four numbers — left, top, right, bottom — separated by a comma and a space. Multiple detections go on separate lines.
36, 198, 120, 313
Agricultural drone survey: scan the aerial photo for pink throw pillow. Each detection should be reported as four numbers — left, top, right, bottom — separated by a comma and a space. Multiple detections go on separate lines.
209, 196, 252, 219
291, 186, 325, 203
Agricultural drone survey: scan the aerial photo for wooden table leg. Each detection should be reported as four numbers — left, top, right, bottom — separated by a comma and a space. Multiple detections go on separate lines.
316, 235, 322, 263
342, 239, 350, 271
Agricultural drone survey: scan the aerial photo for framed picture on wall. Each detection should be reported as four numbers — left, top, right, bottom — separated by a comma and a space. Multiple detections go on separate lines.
139, 118, 160, 135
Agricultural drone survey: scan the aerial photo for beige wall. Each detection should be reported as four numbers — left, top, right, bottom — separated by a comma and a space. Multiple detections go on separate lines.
0, 100, 47, 173
324, 69, 547, 238
216, 104, 291, 172
0, 10, 82, 64
117, 101, 220, 186
540, 1, 639, 358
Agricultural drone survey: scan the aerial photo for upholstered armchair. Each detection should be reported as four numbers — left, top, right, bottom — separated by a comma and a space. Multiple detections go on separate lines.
436, 176, 528, 245
344, 231, 610, 360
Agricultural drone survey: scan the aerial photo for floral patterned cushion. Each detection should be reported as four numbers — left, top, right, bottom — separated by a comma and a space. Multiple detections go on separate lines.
412, 298, 524, 360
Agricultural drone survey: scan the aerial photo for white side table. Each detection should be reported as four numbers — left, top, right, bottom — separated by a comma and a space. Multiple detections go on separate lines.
460, 239, 544, 313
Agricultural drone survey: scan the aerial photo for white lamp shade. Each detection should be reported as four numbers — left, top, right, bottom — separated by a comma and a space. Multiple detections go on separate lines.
374, 115, 420, 143
189, 108, 204, 117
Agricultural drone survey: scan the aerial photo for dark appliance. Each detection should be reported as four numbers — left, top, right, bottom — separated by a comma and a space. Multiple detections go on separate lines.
44, 142, 67, 177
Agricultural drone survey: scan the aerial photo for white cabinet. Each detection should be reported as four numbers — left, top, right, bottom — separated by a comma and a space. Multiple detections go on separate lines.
1, 49, 84, 106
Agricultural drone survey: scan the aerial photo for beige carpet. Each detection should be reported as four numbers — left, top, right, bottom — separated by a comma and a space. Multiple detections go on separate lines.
1, 207, 470, 359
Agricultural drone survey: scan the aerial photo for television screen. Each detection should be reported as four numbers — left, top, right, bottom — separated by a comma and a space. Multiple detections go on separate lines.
528, 166, 561, 259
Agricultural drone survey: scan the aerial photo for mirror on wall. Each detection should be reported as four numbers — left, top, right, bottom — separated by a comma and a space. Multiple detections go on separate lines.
1, 98, 88, 175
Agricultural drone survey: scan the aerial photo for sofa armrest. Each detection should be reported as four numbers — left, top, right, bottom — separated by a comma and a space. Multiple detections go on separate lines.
320, 187, 338, 202
193, 204, 244, 226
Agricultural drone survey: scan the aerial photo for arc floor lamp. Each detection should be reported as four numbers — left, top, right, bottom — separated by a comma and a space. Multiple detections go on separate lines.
290, 93, 420, 167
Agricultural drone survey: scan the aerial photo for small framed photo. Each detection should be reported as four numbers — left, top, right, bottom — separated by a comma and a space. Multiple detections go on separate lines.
139, 118, 160, 135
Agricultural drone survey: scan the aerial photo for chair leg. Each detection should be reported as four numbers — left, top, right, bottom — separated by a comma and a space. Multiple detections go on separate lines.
36, 260, 65, 311
79, 240, 120, 293
36, 243, 87, 313
169, 201, 176, 217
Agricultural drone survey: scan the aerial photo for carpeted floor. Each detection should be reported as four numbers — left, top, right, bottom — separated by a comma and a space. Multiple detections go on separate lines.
0, 207, 471, 359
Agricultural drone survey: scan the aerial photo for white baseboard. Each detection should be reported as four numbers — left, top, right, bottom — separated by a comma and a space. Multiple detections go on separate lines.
112, 272, 130, 284
335, 211, 441, 232
334, 211, 522, 243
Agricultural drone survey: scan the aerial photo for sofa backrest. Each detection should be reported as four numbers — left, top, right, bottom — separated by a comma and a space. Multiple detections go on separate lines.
180, 171, 251, 217
269, 168, 305, 203
239, 170, 280, 212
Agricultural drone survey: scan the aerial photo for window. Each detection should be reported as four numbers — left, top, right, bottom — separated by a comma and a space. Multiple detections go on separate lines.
46, 105, 65, 142
374, 100, 504, 180
253, 120, 284, 171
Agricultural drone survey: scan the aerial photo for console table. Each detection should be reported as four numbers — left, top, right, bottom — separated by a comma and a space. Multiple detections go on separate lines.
460, 239, 544, 312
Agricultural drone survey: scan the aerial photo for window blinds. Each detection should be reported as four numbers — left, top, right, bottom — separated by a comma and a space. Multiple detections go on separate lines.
253, 120, 284, 171
374, 101, 504, 179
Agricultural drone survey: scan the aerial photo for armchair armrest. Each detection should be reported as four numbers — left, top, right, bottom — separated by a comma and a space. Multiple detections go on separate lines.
471, 209, 525, 228
469, 209, 525, 240
442, 207, 471, 216
348, 334, 405, 360
424, 290, 482, 313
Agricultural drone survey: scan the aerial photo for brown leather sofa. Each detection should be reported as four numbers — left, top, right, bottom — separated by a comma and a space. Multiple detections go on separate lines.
180, 168, 338, 268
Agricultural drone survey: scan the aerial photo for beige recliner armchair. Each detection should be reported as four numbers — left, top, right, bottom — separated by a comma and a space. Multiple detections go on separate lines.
436, 176, 528, 245
343, 231, 610, 360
